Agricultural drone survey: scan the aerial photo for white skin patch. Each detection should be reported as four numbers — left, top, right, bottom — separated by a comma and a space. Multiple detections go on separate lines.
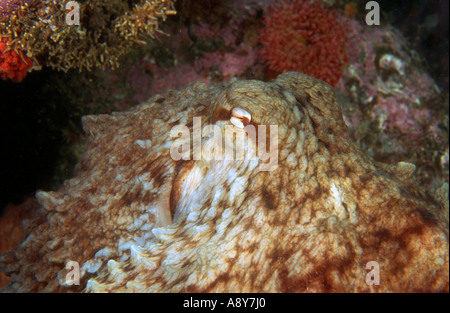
230, 107, 251, 128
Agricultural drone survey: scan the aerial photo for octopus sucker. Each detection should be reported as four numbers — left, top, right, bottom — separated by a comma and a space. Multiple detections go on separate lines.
0, 72, 448, 292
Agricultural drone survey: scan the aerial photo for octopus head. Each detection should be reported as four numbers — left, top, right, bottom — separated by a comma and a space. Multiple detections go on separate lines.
0, 72, 447, 292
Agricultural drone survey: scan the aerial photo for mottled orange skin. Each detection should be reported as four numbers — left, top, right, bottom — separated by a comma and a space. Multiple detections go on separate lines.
0, 195, 40, 288
0, 73, 448, 292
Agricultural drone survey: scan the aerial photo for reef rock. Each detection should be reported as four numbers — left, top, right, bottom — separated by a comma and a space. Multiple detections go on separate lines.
0, 72, 448, 292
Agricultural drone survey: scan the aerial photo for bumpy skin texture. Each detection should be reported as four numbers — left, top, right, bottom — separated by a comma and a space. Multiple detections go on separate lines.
1, 72, 448, 292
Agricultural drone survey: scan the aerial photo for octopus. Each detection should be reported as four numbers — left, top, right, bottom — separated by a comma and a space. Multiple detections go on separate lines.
0, 72, 448, 292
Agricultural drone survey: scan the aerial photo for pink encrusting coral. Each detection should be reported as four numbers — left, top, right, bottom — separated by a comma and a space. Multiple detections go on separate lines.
148, 43, 258, 96
194, 45, 257, 79
143, 8, 260, 98
335, 17, 447, 188
337, 18, 443, 141
149, 64, 205, 96
192, 21, 238, 47
259, 0, 349, 86
373, 99, 439, 142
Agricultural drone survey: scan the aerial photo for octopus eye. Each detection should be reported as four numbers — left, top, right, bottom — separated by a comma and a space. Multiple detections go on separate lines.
230, 107, 251, 128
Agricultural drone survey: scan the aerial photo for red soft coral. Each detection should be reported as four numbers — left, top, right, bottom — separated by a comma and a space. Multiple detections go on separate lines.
259, 0, 348, 86
0, 37, 33, 82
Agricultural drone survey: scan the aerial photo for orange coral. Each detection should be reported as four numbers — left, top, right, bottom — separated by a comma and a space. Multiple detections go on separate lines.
259, 0, 348, 86
0, 37, 32, 82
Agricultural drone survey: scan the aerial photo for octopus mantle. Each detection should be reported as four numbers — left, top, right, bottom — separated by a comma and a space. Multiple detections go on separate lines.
1, 72, 448, 292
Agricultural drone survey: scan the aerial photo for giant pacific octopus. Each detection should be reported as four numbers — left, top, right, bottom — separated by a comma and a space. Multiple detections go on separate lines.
0, 72, 448, 292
